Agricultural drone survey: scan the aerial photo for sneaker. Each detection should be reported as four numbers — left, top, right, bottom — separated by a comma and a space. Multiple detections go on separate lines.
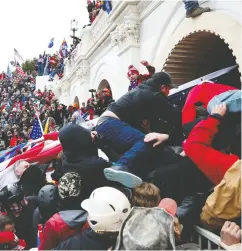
104, 166, 143, 188
186, 7, 211, 18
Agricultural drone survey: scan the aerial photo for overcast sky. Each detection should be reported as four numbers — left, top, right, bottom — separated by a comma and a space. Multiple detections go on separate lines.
0, 0, 88, 71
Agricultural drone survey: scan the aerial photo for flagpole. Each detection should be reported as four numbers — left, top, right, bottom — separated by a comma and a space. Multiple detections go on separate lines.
34, 112, 44, 135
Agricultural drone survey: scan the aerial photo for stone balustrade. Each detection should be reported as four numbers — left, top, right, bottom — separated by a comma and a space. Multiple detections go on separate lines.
59, 0, 141, 81
57, 0, 141, 102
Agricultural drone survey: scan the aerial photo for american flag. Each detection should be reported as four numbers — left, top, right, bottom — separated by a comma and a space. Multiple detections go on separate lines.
0, 132, 61, 172
16, 63, 25, 77
30, 117, 43, 140
0, 119, 97, 174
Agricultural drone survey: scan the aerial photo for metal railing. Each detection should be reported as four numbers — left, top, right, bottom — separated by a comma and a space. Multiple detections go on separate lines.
193, 226, 224, 250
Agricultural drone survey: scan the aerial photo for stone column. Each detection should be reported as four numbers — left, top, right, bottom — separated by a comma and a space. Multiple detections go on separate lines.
76, 60, 91, 102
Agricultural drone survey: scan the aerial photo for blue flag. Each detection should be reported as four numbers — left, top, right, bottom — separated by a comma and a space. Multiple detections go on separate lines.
48, 38, 54, 48
30, 117, 43, 140
7, 64, 12, 78
103, 0, 112, 14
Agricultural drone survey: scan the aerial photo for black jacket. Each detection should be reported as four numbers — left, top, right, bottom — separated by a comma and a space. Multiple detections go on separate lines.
107, 79, 181, 131
52, 156, 112, 200
54, 228, 117, 250
52, 124, 113, 200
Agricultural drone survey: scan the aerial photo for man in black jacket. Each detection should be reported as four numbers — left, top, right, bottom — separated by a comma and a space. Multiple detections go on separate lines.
95, 72, 180, 188
51, 124, 114, 200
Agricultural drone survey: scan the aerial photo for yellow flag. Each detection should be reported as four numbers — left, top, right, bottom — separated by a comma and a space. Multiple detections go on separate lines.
44, 118, 50, 134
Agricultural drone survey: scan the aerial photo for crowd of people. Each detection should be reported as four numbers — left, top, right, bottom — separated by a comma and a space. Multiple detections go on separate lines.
0, 1, 241, 250
0, 63, 115, 152
36, 54, 65, 81
0, 57, 240, 250
71, 87, 113, 124
0, 70, 73, 150
87, 0, 106, 24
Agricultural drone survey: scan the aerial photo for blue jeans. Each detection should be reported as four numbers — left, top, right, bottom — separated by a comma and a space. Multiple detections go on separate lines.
96, 118, 154, 172
183, 0, 199, 13
207, 90, 242, 114
49, 69, 57, 79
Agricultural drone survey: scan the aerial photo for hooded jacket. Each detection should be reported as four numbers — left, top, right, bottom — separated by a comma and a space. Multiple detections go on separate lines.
107, 76, 181, 131
38, 210, 87, 250
51, 124, 112, 199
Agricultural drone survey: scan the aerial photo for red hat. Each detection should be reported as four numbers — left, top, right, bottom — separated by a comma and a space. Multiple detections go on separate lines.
127, 65, 139, 78
158, 198, 177, 217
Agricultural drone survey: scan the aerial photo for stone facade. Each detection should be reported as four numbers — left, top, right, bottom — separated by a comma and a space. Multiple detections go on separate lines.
53, 0, 241, 105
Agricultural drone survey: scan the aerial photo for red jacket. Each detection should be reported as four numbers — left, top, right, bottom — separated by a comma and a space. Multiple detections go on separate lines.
38, 210, 86, 250
182, 82, 237, 125
184, 116, 239, 185
9, 136, 23, 148
0, 232, 15, 244
0, 232, 26, 249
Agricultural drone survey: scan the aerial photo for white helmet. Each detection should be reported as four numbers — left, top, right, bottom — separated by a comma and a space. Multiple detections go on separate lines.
81, 187, 131, 232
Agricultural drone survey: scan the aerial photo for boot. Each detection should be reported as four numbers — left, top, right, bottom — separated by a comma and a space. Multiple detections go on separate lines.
186, 7, 211, 18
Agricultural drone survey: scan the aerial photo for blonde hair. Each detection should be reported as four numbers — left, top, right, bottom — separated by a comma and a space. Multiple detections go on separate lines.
132, 182, 161, 208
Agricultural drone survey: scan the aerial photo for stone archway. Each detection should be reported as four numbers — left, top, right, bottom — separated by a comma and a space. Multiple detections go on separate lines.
73, 96, 80, 107
97, 79, 113, 98
162, 31, 241, 88
97, 79, 110, 90
153, 11, 242, 85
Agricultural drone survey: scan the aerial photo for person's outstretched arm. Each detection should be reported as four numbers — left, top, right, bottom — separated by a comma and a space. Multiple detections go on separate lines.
184, 104, 239, 185
141, 60, 155, 76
